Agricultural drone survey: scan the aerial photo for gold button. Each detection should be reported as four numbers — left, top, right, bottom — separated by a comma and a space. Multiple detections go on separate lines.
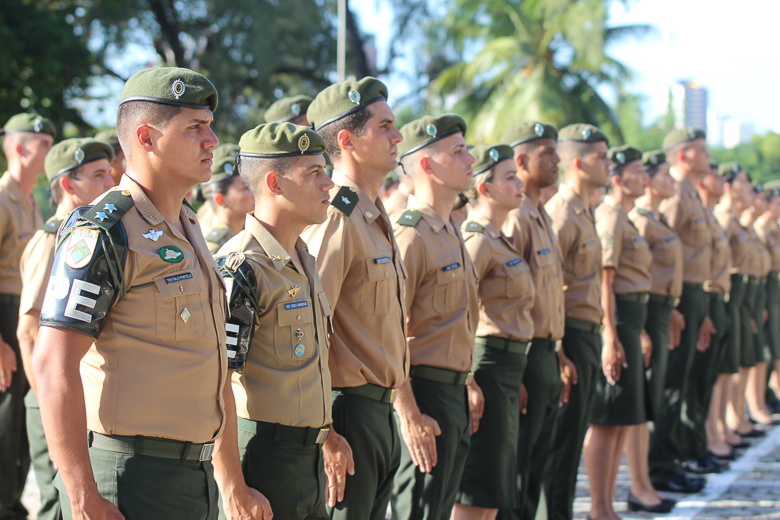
297, 315, 302, 321
384, 272, 389, 277
433, 225, 440, 232
452, 272, 456, 278
366, 211, 373, 219
562, 285, 569, 291
349, 187, 356, 192
122, 190, 131, 196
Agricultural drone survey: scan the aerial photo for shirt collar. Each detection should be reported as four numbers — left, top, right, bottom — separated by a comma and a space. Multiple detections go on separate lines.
406, 194, 451, 233
120, 176, 196, 226
0, 172, 21, 203
559, 182, 593, 219
244, 213, 309, 272
332, 169, 382, 224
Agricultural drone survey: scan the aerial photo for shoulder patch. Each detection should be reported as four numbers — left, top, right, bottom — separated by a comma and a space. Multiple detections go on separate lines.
205, 227, 229, 244
39, 219, 64, 234
396, 210, 423, 227
636, 208, 651, 217
330, 186, 359, 217
463, 221, 485, 233
80, 191, 135, 231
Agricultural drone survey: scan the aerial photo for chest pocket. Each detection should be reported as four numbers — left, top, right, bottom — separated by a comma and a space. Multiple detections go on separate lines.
274, 300, 315, 361
153, 270, 207, 342
434, 263, 467, 313
573, 238, 599, 278
360, 256, 399, 315
651, 235, 679, 266
505, 259, 532, 297
682, 215, 708, 248
624, 236, 653, 271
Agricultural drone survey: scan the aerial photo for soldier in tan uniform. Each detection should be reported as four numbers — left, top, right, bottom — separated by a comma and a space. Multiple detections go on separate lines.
94, 129, 126, 184
196, 143, 240, 230
389, 114, 479, 520
264, 95, 313, 126
211, 124, 335, 520
33, 68, 229, 520
383, 173, 414, 220
761, 193, 780, 410
300, 77, 409, 520
200, 148, 254, 254
544, 124, 608, 520
0, 112, 53, 519
497, 122, 568, 520
17, 138, 115, 520
649, 128, 714, 492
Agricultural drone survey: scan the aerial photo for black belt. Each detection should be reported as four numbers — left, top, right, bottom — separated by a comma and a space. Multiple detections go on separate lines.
710, 292, 727, 302
531, 338, 556, 353
334, 383, 398, 404
648, 293, 678, 307
747, 276, 761, 286
236, 417, 329, 445
615, 292, 649, 303
0, 293, 21, 306
565, 317, 603, 334
683, 282, 704, 290
88, 432, 214, 461
475, 336, 529, 355
409, 365, 474, 385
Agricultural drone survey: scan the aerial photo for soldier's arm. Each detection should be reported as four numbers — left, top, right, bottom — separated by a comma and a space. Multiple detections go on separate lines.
0, 205, 15, 390
16, 312, 39, 395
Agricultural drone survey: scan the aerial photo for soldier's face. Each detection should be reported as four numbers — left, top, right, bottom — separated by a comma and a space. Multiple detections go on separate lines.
620, 160, 647, 198
581, 142, 610, 187
484, 160, 523, 210
282, 154, 335, 225
429, 133, 475, 192
153, 107, 218, 186
684, 139, 711, 175
221, 176, 254, 218
21, 134, 53, 175
524, 138, 559, 188
651, 163, 676, 200
350, 102, 403, 175
69, 159, 115, 205
733, 172, 753, 205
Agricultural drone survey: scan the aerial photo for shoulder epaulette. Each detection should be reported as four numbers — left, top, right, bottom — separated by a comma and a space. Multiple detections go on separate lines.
205, 227, 229, 244
636, 208, 651, 217
80, 190, 135, 232
396, 210, 423, 227
39, 219, 63, 234
463, 221, 485, 233
330, 186, 359, 217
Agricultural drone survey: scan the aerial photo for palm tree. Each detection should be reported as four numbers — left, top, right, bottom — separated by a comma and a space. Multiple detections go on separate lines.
431, 0, 651, 143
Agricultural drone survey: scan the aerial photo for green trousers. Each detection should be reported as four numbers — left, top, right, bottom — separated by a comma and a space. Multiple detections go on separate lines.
25, 391, 61, 520
329, 391, 400, 520
649, 283, 709, 482
55, 442, 218, 520
721, 274, 746, 375
544, 326, 601, 520
765, 273, 780, 359
0, 301, 29, 520
391, 378, 470, 520
645, 296, 674, 421
741, 278, 758, 367
497, 339, 561, 520
683, 293, 729, 461
754, 277, 770, 363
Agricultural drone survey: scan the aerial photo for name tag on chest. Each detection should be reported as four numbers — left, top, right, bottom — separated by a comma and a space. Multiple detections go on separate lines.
285, 301, 309, 310
507, 258, 522, 266
374, 256, 391, 264
442, 262, 461, 272
164, 272, 194, 284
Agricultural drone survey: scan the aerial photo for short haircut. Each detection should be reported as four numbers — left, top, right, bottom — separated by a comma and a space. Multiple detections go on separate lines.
50, 166, 83, 208
237, 155, 295, 199
665, 142, 694, 166
2, 132, 38, 159
557, 140, 596, 173
116, 101, 182, 160
645, 163, 664, 179
201, 175, 237, 204
316, 106, 372, 160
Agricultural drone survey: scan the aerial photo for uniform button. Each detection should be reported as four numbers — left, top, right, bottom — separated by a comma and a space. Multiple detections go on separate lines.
433, 225, 440, 232
562, 285, 568, 291
297, 315, 302, 321
384, 272, 389, 277
365, 211, 373, 219
179, 285, 184, 293
122, 190, 131, 196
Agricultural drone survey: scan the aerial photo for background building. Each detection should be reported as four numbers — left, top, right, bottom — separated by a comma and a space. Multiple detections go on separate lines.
670, 80, 708, 130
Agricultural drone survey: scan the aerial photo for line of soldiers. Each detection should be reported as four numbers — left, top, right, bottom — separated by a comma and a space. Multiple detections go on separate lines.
1, 65, 778, 520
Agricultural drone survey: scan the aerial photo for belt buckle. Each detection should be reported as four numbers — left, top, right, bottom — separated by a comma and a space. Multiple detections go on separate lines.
466, 372, 474, 385
388, 388, 398, 403
316, 428, 330, 444
199, 442, 215, 462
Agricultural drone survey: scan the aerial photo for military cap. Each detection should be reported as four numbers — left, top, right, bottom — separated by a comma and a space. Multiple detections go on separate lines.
718, 162, 742, 177
398, 114, 467, 159
642, 150, 666, 168
2, 113, 56, 138
94, 129, 119, 145
44, 137, 115, 183
608, 145, 642, 167
662, 127, 706, 151
238, 122, 326, 158
264, 95, 313, 123
205, 155, 238, 186
307, 77, 387, 132
471, 144, 514, 177
557, 124, 608, 145
501, 121, 558, 147
119, 67, 218, 112
213, 143, 240, 163
709, 162, 719, 170
323, 152, 333, 173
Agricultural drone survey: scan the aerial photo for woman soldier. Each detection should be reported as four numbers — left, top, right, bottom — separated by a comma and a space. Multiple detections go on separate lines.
587, 145, 656, 520
453, 144, 534, 520
626, 150, 682, 511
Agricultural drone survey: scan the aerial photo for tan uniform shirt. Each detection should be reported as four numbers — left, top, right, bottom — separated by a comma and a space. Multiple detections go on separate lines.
715, 207, 752, 275
596, 196, 653, 294
464, 214, 535, 342
0, 171, 43, 295
503, 197, 565, 340
394, 196, 479, 372
202, 216, 236, 255
41, 177, 228, 443
301, 171, 409, 389
755, 214, 780, 273
546, 182, 603, 324
629, 200, 683, 298
704, 206, 732, 295
218, 216, 332, 428
751, 226, 771, 278
659, 176, 712, 284
19, 216, 63, 316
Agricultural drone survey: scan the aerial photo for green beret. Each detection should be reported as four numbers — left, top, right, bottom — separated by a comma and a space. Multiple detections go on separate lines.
642, 150, 666, 168
205, 150, 238, 185
718, 162, 742, 177
213, 143, 240, 163
471, 144, 514, 176
119, 67, 218, 112
662, 127, 706, 151
608, 145, 642, 166
557, 124, 608, 145
94, 129, 119, 146
307, 77, 387, 132
3, 113, 56, 138
500, 121, 558, 147
398, 114, 467, 159
238, 122, 326, 158
264, 95, 313, 123
44, 138, 115, 183
323, 152, 333, 173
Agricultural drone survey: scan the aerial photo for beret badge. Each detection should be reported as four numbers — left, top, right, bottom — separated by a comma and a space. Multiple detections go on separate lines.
74, 148, 85, 163
224, 163, 234, 174
582, 128, 592, 139
650, 155, 658, 165
489, 148, 500, 162
33, 119, 43, 133
171, 79, 186, 100
425, 124, 437, 139
291, 103, 301, 116
688, 128, 698, 139
348, 89, 361, 105
298, 134, 310, 154
615, 152, 625, 164
732, 164, 739, 174
534, 123, 544, 137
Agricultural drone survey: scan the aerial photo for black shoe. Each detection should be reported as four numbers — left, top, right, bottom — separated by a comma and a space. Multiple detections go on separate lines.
653, 473, 706, 493
767, 400, 780, 414
682, 457, 722, 474
728, 439, 751, 449
741, 428, 766, 438
627, 490, 675, 513
709, 449, 736, 461
662, 497, 678, 508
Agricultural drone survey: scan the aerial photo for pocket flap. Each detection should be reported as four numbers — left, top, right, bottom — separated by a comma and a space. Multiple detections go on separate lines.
436, 263, 466, 284
366, 257, 398, 281
154, 271, 203, 299
318, 291, 332, 317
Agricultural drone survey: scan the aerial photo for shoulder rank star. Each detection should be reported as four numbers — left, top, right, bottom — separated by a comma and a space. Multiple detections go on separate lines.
405, 214, 414, 220
341, 196, 351, 205
142, 229, 164, 241
95, 212, 108, 221
288, 286, 300, 298
104, 203, 116, 214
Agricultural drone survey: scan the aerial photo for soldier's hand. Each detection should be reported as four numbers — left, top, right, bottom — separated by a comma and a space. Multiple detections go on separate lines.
641, 330, 653, 368
223, 485, 273, 520
518, 383, 528, 415
322, 430, 354, 507
602, 332, 626, 385
668, 309, 685, 350
697, 316, 716, 353
399, 411, 441, 473
0, 340, 16, 392
559, 352, 578, 407
467, 379, 485, 434
72, 496, 125, 520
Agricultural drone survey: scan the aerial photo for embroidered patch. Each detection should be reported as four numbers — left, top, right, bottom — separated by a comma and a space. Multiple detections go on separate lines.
172, 79, 186, 100
348, 89, 361, 105
66, 227, 99, 269
159, 246, 183, 263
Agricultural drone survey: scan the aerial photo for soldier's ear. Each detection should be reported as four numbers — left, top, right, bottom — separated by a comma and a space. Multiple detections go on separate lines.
136, 124, 154, 151
514, 152, 528, 171
214, 192, 226, 207
264, 170, 283, 196
60, 175, 74, 195
419, 155, 435, 176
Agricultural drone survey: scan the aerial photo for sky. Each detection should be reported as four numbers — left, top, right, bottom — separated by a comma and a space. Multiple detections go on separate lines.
353, 0, 780, 133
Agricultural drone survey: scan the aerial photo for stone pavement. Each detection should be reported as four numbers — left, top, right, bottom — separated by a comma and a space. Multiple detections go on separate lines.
22, 423, 780, 519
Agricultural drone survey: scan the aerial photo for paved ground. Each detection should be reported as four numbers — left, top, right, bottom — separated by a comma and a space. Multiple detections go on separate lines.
22, 423, 780, 519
